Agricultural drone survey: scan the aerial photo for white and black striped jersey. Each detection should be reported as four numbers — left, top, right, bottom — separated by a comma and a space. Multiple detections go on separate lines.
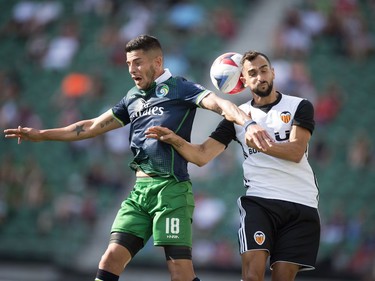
210, 92, 319, 208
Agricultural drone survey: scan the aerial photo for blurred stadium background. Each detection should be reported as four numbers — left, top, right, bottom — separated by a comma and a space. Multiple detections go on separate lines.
1, 0, 375, 280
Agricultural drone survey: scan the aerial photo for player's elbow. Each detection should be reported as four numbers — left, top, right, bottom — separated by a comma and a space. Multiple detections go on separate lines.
289, 151, 305, 163
286, 142, 308, 163
195, 158, 210, 167
291, 156, 302, 163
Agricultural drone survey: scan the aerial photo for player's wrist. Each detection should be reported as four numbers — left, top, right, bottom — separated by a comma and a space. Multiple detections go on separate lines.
243, 120, 257, 131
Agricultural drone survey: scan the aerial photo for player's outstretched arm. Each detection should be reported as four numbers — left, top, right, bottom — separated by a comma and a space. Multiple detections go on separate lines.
4, 109, 121, 144
145, 126, 225, 167
200, 92, 249, 126
201, 92, 273, 150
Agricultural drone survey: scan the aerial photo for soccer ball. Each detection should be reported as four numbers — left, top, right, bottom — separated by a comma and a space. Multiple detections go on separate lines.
210, 52, 245, 95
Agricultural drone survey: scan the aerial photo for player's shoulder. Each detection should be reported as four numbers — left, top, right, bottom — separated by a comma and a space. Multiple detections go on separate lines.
280, 92, 303, 102
126, 85, 139, 96
172, 77, 208, 97
120, 86, 144, 105
280, 93, 313, 107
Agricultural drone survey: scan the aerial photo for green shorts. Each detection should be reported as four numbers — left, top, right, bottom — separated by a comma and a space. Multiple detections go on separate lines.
111, 177, 195, 248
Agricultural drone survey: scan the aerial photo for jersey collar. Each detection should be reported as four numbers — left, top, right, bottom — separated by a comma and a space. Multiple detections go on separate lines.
251, 91, 282, 113
155, 69, 172, 85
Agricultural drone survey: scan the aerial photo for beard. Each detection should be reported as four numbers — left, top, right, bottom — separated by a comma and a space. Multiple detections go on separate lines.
139, 66, 156, 90
253, 81, 273, 97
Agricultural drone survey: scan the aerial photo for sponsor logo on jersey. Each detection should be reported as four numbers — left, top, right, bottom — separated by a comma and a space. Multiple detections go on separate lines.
254, 231, 266, 245
130, 98, 164, 120
156, 83, 169, 97
280, 111, 291, 123
248, 147, 260, 155
275, 130, 290, 142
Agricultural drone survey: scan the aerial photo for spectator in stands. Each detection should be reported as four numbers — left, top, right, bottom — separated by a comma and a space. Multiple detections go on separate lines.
42, 20, 80, 70
193, 192, 226, 234
167, 0, 205, 35
4, 34, 267, 281
273, 60, 317, 105
74, 0, 116, 17
211, 6, 237, 40
103, 124, 132, 176
26, 31, 49, 64
321, 207, 346, 246
163, 45, 191, 76
315, 81, 343, 126
0, 71, 22, 128
61, 72, 93, 99
96, 1, 155, 66
310, 137, 332, 167
0, 152, 49, 227
22, 155, 48, 209
347, 132, 374, 170
323, 7, 346, 54
118, 0, 154, 44
273, 8, 313, 59
0, 70, 42, 129
288, 61, 317, 104
299, 0, 326, 39
341, 9, 374, 60
347, 224, 375, 278
3, 0, 63, 39
0, 153, 14, 225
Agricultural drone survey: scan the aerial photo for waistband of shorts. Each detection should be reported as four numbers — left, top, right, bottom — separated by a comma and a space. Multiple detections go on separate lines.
135, 169, 159, 178
135, 172, 174, 182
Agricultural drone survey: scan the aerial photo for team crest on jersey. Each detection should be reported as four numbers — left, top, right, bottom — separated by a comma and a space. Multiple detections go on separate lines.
280, 111, 291, 123
254, 231, 266, 245
156, 83, 169, 97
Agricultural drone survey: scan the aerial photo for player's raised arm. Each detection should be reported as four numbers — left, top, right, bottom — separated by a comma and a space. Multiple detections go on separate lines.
146, 126, 225, 167
4, 109, 122, 144
200, 92, 273, 151
199, 92, 249, 126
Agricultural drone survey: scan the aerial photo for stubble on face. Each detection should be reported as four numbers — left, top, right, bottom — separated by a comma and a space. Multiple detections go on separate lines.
253, 81, 273, 97
127, 50, 158, 90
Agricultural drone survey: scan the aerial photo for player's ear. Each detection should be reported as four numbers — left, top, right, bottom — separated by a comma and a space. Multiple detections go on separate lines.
154, 55, 163, 68
240, 76, 247, 86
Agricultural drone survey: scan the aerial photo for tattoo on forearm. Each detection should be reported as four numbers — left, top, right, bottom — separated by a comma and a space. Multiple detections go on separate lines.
214, 105, 223, 115
100, 118, 115, 128
73, 125, 85, 136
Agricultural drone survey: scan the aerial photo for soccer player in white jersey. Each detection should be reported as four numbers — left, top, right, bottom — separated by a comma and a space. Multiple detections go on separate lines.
146, 51, 320, 281
4, 36, 270, 281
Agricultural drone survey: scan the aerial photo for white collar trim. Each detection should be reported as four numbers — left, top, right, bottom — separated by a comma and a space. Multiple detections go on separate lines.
155, 69, 172, 85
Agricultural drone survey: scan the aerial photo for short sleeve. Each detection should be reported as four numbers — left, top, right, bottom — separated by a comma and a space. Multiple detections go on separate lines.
293, 99, 315, 135
209, 118, 236, 147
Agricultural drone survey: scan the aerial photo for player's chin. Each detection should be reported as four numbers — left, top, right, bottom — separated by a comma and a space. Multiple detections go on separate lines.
133, 78, 143, 87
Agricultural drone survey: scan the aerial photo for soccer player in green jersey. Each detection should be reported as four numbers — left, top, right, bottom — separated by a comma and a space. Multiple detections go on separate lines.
4, 35, 270, 281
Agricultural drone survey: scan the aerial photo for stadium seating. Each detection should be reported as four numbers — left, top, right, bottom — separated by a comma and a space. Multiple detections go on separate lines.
1, 1, 374, 279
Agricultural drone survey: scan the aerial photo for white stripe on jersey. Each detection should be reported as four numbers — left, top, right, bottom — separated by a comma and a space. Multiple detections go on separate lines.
235, 94, 319, 208
237, 197, 247, 253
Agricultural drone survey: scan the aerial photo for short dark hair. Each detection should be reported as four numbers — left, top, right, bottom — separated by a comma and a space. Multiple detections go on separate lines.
241, 51, 271, 66
125, 34, 163, 53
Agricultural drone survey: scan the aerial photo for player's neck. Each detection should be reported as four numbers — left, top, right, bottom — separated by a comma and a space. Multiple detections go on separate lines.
253, 90, 278, 106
